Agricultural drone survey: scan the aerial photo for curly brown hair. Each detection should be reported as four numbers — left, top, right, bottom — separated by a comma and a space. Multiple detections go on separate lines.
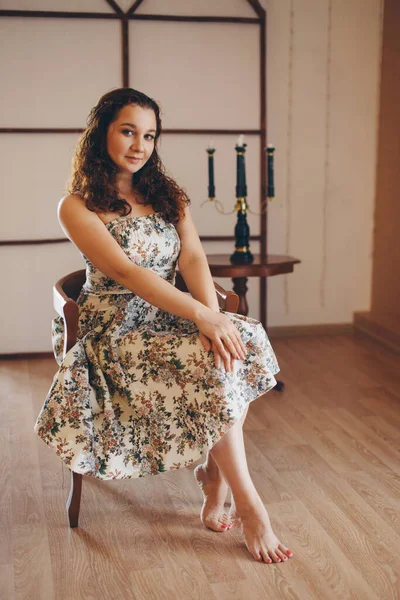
67, 87, 190, 224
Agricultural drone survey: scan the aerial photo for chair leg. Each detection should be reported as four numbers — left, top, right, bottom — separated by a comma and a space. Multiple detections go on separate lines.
66, 470, 83, 528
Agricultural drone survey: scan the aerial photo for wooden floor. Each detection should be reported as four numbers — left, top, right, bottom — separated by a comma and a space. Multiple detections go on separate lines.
1, 333, 400, 600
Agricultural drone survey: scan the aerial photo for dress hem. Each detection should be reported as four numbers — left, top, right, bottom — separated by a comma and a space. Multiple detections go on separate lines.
34, 369, 280, 481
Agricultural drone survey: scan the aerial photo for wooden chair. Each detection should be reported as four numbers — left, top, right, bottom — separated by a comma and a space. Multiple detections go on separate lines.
54, 268, 239, 528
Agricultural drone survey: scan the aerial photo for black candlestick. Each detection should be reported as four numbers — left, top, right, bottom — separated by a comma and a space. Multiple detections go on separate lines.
267, 145, 275, 199
231, 141, 253, 264
235, 142, 247, 197
207, 148, 215, 198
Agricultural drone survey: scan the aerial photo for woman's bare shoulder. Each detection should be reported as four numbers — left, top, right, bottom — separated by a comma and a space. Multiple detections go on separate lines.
57, 193, 102, 230
58, 194, 115, 227
58, 193, 96, 218
58, 193, 86, 214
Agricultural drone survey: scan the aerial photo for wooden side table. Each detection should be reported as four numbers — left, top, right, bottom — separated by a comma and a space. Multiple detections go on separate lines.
206, 253, 301, 392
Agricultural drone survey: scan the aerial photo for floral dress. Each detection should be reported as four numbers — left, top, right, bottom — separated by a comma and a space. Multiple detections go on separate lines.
34, 212, 280, 480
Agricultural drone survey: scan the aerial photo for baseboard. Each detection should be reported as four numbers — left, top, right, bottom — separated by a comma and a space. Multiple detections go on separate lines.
353, 311, 400, 354
0, 351, 55, 361
267, 322, 354, 338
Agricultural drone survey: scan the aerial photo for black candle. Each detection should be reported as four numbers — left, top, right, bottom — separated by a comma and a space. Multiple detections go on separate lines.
207, 142, 215, 198
235, 135, 247, 198
267, 145, 275, 198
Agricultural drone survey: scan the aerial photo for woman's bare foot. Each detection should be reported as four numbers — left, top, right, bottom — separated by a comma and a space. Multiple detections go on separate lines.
234, 494, 294, 563
194, 463, 233, 532
228, 495, 241, 529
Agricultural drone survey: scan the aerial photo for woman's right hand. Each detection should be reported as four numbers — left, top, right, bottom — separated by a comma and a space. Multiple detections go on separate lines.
194, 307, 247, 372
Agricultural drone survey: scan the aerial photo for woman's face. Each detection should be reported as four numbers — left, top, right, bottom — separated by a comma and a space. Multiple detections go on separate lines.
106, 103, 157, 174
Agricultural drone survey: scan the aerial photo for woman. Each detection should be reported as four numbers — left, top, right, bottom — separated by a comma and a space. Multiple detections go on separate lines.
34, 87, 293, 564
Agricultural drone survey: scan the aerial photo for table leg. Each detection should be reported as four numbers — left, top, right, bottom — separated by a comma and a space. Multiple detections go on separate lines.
232, 277, 285, 393
232, 277, 249, 316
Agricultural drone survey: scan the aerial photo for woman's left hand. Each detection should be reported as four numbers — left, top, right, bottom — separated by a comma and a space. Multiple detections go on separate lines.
198, 332, 235, 372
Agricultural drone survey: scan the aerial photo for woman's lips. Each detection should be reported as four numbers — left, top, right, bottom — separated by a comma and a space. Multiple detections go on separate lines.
126, 157, 142, 163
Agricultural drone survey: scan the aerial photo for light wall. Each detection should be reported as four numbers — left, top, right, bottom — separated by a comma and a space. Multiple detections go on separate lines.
0, 0, 383, 352
265, 0, 383, 327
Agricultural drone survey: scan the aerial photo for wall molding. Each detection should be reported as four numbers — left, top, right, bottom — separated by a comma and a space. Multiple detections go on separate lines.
354, 311, 400, 355
268, 322, 354, 338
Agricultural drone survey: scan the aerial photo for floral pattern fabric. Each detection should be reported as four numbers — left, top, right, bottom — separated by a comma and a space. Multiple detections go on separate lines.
34, 213, 280, 480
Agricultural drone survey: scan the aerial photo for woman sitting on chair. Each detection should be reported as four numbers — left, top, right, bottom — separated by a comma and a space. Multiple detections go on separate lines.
34, 87, 293, 565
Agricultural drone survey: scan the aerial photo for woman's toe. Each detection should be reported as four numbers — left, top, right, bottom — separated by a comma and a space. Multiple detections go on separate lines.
268, 549, 281, 563
204, 517, 230, 532
260, 549, 272, 563
279, 543, 293, 557
249, 546, 262, 562
219, 513, 233, 526
276, 549, 288, 561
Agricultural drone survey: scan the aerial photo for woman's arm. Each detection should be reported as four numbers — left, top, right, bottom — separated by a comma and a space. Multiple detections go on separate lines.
178, 255, 220, 312
175, 205, 244, 369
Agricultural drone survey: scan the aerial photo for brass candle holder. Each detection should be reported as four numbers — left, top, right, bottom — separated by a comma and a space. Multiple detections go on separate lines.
230, 139, 253, 264
230, 196, 254, 264
204, 137, 275, 265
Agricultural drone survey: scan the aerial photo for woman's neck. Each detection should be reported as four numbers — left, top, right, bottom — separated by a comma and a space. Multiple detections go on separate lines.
115, 171, 135, 197
117, 187, 146, 207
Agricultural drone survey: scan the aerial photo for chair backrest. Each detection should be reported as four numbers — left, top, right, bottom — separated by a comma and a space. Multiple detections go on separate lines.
54, 269, 239, 357
54, 269, 86, 356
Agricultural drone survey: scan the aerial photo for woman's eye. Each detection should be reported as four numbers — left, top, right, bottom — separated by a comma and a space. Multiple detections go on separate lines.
122, 130, 154, 140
